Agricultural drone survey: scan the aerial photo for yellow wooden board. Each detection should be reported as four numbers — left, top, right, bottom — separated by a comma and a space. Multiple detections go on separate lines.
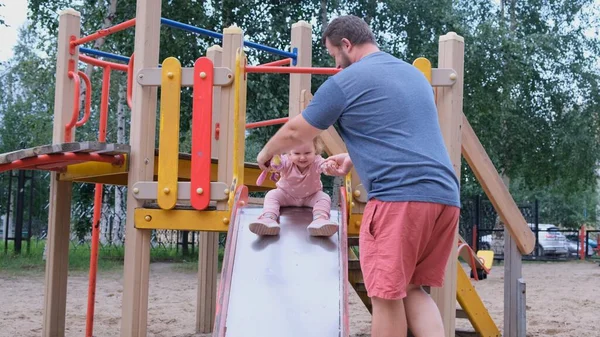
412, 57, 432, 83
157, 57, 182, 210
134, 208, 231, 231
456, 264, 500, 337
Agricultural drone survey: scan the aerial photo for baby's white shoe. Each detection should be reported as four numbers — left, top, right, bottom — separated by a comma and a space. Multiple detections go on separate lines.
307, 217, 338, 237
249, 213, 280, 236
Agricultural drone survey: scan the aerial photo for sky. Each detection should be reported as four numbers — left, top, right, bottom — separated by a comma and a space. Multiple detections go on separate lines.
0, 0, 29, 63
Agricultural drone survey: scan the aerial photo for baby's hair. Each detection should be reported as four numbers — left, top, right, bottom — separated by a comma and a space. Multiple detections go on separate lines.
313, 136, 325, 155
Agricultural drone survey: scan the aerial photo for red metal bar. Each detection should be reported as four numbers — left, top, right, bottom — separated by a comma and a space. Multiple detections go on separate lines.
79, 54, 128, 72
76, 71, 92, 127
246, 117, 288, 129
85, 183, 102, 337
191, 57, 213, 210
127, 54, 134, 109
65, 71, 81, 142
257, 58, 292, 67
0, 153, 125, 173
71, 18, 136, 47
245, 65, 341, 75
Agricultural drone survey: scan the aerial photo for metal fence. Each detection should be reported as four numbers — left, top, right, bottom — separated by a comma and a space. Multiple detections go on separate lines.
459, 195, 598, 261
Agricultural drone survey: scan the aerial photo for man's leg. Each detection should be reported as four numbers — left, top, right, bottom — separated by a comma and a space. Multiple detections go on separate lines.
371, 296, 407, 337
404, 284, 444, 337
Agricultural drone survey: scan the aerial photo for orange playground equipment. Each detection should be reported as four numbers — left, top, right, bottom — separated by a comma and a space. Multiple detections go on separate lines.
0, 1, 538, 336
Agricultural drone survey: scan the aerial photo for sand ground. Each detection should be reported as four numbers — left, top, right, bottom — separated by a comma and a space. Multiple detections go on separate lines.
1, 260, 599, 336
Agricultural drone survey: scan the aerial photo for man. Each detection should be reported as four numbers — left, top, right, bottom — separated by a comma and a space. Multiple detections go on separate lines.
256, 15, 460, 337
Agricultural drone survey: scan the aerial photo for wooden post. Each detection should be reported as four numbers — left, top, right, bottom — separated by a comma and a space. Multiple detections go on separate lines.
120, 1, 161, 336
196, 45, 222, 334
288, 21, 312, 118
42, 9, 80, 337
217, 27, 243, 211
503, 173, 526, 337
431, 32, 465, 337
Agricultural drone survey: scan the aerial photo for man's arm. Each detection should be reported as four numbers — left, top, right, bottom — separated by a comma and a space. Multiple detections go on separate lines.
257, 114, 322, 170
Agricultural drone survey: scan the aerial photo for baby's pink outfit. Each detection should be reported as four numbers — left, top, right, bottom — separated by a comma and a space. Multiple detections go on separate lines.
263, 154, 331, 218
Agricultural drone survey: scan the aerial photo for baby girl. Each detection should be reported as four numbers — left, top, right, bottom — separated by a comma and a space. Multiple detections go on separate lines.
249, 137, 338, 237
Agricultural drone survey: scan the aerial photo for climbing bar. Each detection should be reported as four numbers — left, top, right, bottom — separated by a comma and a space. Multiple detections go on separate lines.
65, 71, 81, 143
75, 71, 92, 128
256, 58, 292, 67
245, 65, 340, 75
191, 57, 214, 211
246, 117, 288, 129
71, 18, 136, 47
0, 153, 125, 173
157, 57, 182, 210
160, 17, 297, 60
79, 54, 128, 72
79, 47, 130, 63
127, 54, 134, 109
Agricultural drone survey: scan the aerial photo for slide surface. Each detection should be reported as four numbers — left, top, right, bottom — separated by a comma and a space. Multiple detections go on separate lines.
213, 206, 348, 337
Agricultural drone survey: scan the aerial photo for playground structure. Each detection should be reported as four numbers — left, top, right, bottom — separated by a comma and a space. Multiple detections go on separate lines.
0, 1, 540, 336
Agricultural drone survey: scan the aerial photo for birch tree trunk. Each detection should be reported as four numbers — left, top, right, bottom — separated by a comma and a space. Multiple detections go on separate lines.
112, 82, 127, 244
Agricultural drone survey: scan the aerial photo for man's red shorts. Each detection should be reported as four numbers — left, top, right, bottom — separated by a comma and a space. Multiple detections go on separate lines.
358, 199, 459, 300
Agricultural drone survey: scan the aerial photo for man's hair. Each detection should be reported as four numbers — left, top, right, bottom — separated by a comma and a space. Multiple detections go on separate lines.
322, 15, 376, 47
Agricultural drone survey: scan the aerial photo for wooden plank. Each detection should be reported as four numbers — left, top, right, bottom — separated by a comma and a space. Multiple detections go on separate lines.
134, 208, 230, 231
504, 219, 526, 337
157, 57, 182, 210
207, 46, 223, 164
136, 66, 233, 87
230, 48, 247, 210
120, 1, 161, 336
196, 227, 219, 333
218, 27, 242, 211
461, 115, 535, 254
288, 21, 312, 118
191, 57, 215, 210
431, 32, 464, 337
0, 142, 129, 164
517, 278, 527, 336
132, 181, 228, 201
42, 9, 80, 337
456, 264, 500, 336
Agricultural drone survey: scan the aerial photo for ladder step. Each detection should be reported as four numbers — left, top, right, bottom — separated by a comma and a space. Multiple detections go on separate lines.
348, 260, 361, 270
348, 237, 359, 246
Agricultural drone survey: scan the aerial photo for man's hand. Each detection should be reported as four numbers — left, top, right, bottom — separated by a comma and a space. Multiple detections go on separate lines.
321, 153, 353, 176
257, 148, 272, 171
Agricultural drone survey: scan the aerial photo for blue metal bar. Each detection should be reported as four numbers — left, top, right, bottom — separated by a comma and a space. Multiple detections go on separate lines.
160, 18, 297, 60
79, 47, 130, 63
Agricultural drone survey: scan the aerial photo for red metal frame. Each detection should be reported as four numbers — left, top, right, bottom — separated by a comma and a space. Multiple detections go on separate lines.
71, 19, 136, 47
65, 71, 81, 142
246, 117, 288, 129
79, 55, 128, 72
256, 58, 292, 67
127, 54, 135, 109
245, 65, 341, 75
191, 57, 214, 210
75, 71, 92, 127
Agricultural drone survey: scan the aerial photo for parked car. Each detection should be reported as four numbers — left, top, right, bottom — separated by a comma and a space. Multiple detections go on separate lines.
478, 224, 569, 257
565, 234, 598, 257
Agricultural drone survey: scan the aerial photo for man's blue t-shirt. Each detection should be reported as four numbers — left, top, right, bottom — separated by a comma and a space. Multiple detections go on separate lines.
302, 51, 460, 208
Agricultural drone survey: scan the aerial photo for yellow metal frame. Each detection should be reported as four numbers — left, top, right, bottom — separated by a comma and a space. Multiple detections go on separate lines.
134, 208, 231, 231
456, 264, 500, 336
157, 57, 182, 210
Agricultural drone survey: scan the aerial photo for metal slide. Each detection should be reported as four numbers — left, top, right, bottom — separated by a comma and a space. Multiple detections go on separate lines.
213, 202, 349, 337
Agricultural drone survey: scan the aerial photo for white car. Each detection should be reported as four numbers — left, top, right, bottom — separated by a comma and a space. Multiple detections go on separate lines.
478, 223, 568, 257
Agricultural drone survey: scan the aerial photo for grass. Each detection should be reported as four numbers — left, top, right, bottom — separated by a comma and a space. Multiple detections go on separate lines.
0, 240, 225, 276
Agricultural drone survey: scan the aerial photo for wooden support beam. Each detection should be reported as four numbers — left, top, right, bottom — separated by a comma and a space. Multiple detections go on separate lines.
431, 32, 465, 337
289, 21, 312, 118
120, 1, 161, 336
43, 8, 80, 337
461, 115, 536, 254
